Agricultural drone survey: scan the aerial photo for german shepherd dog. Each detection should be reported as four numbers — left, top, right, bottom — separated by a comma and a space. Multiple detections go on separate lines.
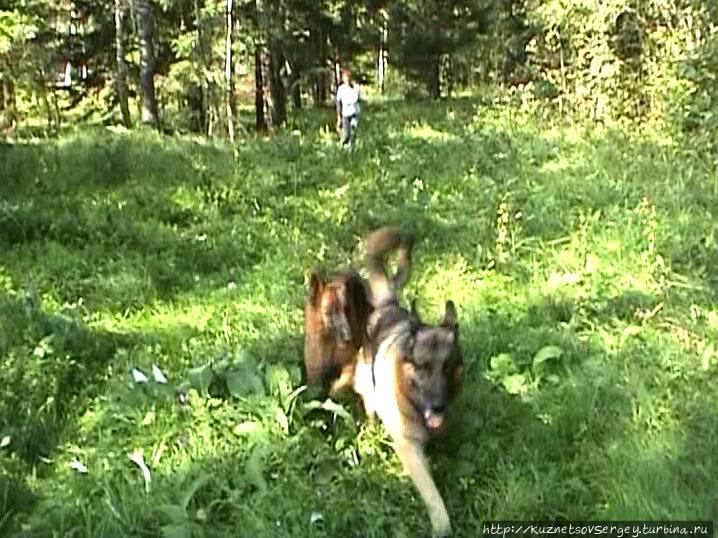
303, 250, 415, 397
303, 269, 371, 397
352, 227, 464, 537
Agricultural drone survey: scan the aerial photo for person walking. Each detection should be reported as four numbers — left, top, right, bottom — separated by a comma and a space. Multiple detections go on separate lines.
336, 69, 361, 150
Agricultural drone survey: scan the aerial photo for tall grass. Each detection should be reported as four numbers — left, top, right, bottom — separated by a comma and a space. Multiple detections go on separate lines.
1, 99, 716, 537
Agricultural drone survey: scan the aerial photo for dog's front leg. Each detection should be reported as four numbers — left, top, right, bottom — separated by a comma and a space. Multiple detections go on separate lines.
394, 436, 451, 537
329, 363, 355, 399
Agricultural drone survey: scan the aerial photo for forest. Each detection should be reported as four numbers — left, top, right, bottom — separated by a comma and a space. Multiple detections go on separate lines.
0, 0, 716, 138
1, 1, 717, 537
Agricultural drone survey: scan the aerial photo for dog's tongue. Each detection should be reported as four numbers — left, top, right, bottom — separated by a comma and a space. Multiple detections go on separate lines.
424, 411, 445, 430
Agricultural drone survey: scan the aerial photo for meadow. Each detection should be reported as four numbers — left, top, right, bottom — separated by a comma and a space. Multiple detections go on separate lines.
1, 97, 717, 537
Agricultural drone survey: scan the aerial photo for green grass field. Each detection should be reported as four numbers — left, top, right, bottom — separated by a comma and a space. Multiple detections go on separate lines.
1, 98, 717, 537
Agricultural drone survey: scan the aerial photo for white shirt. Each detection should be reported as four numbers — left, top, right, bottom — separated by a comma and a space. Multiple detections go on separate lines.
336, 83, 361, 117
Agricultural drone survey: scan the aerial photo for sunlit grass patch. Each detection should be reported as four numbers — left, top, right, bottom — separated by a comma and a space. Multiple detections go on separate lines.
404, 121, 460, 142
1, 98, 717, 537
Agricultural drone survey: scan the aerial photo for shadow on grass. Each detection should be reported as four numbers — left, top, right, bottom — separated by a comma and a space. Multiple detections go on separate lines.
0, 294, 136, 465
2, 98, 717, 536
3, 295, 717, 537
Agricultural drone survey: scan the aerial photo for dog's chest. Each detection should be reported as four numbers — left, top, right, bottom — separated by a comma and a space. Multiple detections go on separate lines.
354, 337, 419, 440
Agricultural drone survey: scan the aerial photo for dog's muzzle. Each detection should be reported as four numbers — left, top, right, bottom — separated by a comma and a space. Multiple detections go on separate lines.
423, 406, 446, 431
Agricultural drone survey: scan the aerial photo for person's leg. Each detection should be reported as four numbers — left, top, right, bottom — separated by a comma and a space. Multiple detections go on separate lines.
349, 115, 358, 149
341, 116, 351, 147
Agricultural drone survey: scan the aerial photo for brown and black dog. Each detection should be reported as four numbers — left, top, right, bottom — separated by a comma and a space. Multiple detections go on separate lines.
352, 227, 464, 537
303, 247, 415, 398
303, 269, 371, 397
303, 228, 463, 536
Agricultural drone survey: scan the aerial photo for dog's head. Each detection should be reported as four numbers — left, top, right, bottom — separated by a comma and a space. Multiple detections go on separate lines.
308, 270, 353, 344
400, 300, 464, 432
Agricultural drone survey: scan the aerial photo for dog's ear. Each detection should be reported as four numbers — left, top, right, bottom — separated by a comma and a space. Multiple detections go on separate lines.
308, 269, 324, 305
441, 300, 458, 330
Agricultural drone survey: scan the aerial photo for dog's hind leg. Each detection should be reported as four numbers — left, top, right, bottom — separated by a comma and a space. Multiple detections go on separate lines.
394, 437, 452, 537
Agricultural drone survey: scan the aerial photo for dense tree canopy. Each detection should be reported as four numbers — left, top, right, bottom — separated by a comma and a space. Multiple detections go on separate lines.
0, 0, 716, 142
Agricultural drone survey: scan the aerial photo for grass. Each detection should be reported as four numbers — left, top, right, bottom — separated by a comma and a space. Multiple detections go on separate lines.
1, 97, 717, 537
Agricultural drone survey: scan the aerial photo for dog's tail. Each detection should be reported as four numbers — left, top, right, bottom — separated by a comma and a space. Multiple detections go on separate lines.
366, 226, 414, 307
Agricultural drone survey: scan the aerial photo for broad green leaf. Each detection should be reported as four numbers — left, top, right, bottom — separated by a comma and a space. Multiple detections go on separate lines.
707, 311, 718, 333
188, 364, 213, 393
234, 421, 262, 436
225, 368, 264, 398
620, 325, 642, 345
160, 523, 192, 538
275, 406, 289, 435
181, 474, 211, 510
265, 364, 292, 399
502, 373, 529, 395
244, 445, 267, 492
701, 344, 715, 372
158, 504, 187, 524
223, 351, 265, 397
533, 345, 563, 365
489, 353, 518, 376
545, 374, 561, 385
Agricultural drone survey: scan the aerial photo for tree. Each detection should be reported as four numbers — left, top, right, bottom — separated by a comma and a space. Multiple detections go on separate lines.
114, 0, 132, 127
134, 0, 159, 127
224, 0, 236, 141
253, 0, 287, 130
377, 7, 388, 93
193, 0, 209, 134
387, 0, 489, 98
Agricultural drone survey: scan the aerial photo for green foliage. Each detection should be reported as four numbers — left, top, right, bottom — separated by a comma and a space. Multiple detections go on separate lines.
2, 0, 718, 145
386, 0, 489, 97
0, 100, 717, 537
673, 25, 718, 141
491, 0, 718, 140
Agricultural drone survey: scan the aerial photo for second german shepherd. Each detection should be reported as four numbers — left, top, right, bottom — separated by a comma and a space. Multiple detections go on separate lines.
303, 268, 370, 397
353, 227, 464, 537
303, 240, 415, 397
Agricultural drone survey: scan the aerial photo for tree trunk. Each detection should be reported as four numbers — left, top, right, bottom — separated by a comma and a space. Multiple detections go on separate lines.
1, 77, 17, 130
135, 0, 160, 127
558, 29, 566, 116
286, 57, 302, 110
291, 75, 301, 110
224, 0, 236, 142
431, 55, 441, 99
194, 0, 208, 134
443, 54, 453, 98
261, 43, 274, 129
40, 85, 54, 134
312, 20, 327, 105
51, 86, 62, 132
378, 10, 387, 94
255, 45, 267, 131
334, 58, 341, 94
269, 44, 286, 126
254, 0, 274, 131
114, 0, 132, 127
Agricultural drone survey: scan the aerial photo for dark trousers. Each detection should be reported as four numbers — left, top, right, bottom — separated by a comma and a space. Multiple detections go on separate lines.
341, 114, 358, 149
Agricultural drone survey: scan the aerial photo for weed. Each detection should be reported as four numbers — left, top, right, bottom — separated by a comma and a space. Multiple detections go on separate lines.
0, 100, 716, 536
